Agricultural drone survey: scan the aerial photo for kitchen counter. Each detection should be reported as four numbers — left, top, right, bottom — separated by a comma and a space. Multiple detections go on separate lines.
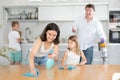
21, 43, 120, 50
20, 43, 120, 65
21, 43, 67, 64
0, 43, 120, 65
21, 42, 120, 45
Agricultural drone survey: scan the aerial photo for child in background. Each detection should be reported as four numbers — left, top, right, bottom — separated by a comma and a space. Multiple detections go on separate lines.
8, 21, 23, 65
61, 35, 87, 66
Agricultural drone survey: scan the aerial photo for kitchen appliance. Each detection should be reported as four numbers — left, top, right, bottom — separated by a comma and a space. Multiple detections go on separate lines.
98, 38, 108, 64
109, 28, 120, 43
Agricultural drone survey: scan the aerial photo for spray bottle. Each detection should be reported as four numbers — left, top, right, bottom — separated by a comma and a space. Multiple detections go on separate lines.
46, 49, 54, 69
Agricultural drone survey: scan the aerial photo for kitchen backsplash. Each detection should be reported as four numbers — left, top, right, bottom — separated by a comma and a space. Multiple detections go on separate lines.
19, 21, 73, 43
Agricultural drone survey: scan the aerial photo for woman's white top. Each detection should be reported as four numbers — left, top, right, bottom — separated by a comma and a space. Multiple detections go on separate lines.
65, 50, 80, 65
34, 42, 54, 57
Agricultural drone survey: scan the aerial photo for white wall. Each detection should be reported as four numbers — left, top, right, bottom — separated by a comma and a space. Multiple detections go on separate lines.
109, 0, 120, 9
0, 0, 119, 8
5, 21, 73, 44
0, 6, 4, 46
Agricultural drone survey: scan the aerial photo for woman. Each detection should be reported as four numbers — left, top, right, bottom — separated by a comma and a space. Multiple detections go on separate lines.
29, 23, 60, 75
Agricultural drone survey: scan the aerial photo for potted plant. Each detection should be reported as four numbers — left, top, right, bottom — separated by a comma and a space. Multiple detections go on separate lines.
0, 46, 16, 65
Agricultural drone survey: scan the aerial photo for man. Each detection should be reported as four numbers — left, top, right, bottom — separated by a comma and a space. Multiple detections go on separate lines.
72, 4, 106, 64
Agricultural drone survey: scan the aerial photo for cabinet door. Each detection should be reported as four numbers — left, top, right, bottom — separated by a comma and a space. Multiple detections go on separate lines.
72, 5, 85, 20
38, 5, 73, 21
94, 4, 108, 20
107, 45, 120, 64
21, 44, 33, 64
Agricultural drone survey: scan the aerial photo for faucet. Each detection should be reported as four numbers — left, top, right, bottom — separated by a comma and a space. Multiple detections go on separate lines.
25, 27, 31, 42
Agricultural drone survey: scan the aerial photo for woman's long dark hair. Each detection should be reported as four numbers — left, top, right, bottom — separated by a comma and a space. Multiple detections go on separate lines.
40, 23, 60, 44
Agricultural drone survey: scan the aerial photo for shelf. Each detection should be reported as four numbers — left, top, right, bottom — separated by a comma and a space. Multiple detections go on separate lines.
7, 19, 39, 22
4, 6, 39, 21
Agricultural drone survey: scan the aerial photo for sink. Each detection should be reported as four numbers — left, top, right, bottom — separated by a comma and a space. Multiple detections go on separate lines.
59, 44, 67, 50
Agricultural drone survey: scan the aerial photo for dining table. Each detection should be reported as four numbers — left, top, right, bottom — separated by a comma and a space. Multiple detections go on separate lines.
0, 64, 120, 80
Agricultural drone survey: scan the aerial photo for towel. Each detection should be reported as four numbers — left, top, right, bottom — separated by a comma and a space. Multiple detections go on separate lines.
23, 68, 40, 77
59, 65, 76, 70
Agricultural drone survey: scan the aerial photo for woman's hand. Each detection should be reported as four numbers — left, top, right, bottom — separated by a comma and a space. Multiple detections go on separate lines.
30, 68, 37, 75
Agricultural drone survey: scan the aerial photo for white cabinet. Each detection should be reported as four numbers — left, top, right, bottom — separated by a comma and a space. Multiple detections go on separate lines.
107, 44, 120, 64
94, 4, 108, 20
38, 5, 73, 21
92, 44, 110, 64
4, 6, 39, 21
72, 5, 85, 20
38, 3, 109, 21
20, 43, 120, 65
21, 43, 33, 64
93, 44, 120, 64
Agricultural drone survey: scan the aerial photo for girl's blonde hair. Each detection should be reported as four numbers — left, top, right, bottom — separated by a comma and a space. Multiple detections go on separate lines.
68, 35, 82, 55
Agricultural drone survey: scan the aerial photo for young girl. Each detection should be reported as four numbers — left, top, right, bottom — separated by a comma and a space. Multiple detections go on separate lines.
61, 35, 87, 66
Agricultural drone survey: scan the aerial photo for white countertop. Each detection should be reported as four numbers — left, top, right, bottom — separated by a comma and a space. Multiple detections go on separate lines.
21, 43, 120, 45
21, 43, 120, 50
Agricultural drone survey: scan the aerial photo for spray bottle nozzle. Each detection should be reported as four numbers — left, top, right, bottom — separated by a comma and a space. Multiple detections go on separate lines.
48, 49, 53, 55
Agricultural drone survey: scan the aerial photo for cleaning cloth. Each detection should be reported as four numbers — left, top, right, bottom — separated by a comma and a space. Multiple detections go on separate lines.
59, 65, 76, 70
23, 68, 40, 77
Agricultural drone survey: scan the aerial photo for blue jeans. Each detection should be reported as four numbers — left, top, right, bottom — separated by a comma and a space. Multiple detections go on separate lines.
25, 50, 48, 65
83, 46, 93, 64
34, 56, 48, 65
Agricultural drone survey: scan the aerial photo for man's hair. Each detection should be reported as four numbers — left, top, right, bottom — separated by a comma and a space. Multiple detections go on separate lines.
11, 21, 19, 27
85, 4, 95, 11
